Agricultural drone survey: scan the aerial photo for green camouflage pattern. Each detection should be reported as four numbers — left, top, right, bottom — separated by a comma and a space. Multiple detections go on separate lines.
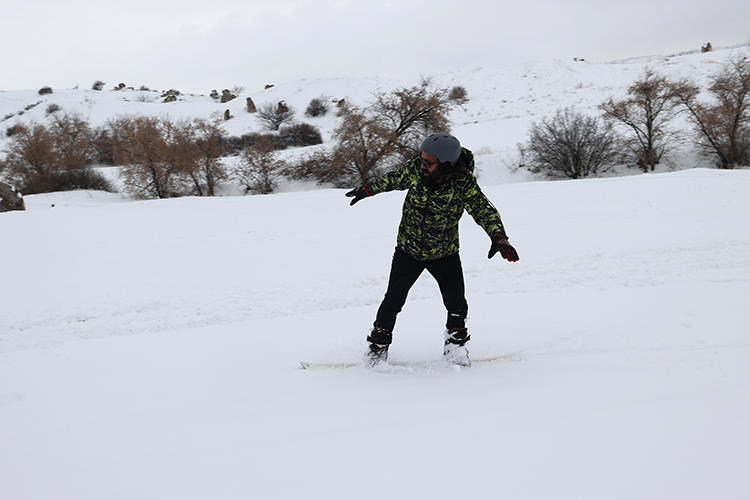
369, 148, 506, 261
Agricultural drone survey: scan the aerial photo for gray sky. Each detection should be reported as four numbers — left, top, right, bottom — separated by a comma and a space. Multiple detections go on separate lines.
1, 0, 748, 93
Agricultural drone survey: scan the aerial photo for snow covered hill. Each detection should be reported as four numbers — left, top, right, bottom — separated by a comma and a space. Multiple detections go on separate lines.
3, 43, 750, 187
1, 167, 749, 499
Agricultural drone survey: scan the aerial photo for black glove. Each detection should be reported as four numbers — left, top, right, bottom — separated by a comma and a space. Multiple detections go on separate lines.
345, 185, 373, 206
488, 231, 519, 262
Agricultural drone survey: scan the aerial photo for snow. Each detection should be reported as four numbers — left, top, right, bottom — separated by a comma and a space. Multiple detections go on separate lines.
1, 43, 750, 499
1, 167, 749, 499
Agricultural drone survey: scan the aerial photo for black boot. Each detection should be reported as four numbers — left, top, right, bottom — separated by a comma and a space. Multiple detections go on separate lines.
365, 325, 392, 367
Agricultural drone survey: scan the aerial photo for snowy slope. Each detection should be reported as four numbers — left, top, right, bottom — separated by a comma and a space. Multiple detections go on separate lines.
1, 168, 749, 499
3, 43, 750, 186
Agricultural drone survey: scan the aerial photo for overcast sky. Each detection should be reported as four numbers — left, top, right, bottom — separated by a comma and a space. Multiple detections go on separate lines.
1, 0, 748, 93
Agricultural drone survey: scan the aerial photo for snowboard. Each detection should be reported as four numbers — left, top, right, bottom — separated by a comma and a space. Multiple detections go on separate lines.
299, 353, 521, 370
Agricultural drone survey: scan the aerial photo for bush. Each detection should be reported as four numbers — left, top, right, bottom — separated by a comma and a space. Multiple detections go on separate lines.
92, 80, 106, 91
45, 104, 61, 116
522, 107, 620, 179
448, 86, 468, 103
305, 98, 329, 117
6, 125, 23, 137
222, 133, 282, 155
234, 137, 286, 194
21, 168, 114, 195
38, 86, 53, 95
278, 123, 323, 148
257, 102, 295, 131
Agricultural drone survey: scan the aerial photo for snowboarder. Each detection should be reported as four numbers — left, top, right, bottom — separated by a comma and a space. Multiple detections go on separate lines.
345, 133, 519, 367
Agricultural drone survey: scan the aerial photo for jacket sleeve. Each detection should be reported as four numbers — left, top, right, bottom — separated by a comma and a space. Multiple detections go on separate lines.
464, 176, 507, 238
367, 157, 421, 194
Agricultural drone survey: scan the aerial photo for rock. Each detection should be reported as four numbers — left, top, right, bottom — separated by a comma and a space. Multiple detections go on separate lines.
224, 109, 232, 120
246, 97, 256, 113
277, 101, 289, 114
220, 89, 237, 103
264, 84, 274, 90
0, 182, 25, 212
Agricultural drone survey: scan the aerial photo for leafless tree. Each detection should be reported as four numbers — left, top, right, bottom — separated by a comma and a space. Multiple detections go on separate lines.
0, 123, 56, 185
48, 112, 97, 170
671, 56, 750, 169
257, 102, 295, 131
300, 81, 454, 187
191, 119, 227, 196
370, 79, 453, 160
600, 69, 683, 172
326, 103, 397, 185
523, 107, 620, 179
115, 117, 185, 198
234, 136, 286, 194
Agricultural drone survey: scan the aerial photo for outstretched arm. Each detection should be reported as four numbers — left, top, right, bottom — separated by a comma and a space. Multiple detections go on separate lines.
344, 157, 420, 205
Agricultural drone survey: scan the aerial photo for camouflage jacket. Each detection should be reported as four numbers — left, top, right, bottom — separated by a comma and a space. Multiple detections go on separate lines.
369, 148, 506, 261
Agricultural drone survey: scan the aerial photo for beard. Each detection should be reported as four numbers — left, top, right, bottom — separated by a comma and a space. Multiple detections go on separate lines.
421, 167, 443, 187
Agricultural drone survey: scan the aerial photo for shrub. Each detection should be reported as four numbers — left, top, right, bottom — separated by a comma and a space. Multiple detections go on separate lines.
21, 168, 114, 195
222, 133, 282, 155
448, 86, 468, 103
6, 124, 24, 137
278, 123, 323, 148
45, 104, 61, 116
305, 98, 329, 117
522, 107, 620, 179
234, 137, 286, 194
257, 102, 295, 131
92, 80, 106, 91
38, 86, 53, 95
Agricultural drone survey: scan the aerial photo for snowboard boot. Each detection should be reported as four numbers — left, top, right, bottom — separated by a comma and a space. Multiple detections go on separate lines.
365, 325, 392, 367
443, 328, 471, 367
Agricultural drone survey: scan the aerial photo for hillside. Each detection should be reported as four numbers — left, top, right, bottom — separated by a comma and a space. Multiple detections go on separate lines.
2, 43, 749, 189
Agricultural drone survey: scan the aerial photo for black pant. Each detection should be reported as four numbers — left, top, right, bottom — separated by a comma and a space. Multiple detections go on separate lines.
375, 248, 468, 333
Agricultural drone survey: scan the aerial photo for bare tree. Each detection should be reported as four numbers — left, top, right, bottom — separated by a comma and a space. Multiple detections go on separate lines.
523, 107, 620, 179
601, 69, 683, 172
48, 112, 97, 171
671, 56, 750, 169
234, 136, 286, 194
115, 117, 185, 198
300, 81, 455, 187
327, 103, 397, 185
0, 123, 56, 186
191, 119, 227, 196
159, 119, 201, 195
370, 79, 453, 160
257, 102, 295, 131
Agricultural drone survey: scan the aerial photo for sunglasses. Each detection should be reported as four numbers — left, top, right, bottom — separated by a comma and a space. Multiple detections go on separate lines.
421, 157, 438, 168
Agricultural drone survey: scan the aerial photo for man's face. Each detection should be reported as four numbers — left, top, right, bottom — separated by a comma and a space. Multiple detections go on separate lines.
420, 152, 439, 177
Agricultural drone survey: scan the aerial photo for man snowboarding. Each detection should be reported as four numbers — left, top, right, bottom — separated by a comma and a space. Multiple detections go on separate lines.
345, 133, 519, 367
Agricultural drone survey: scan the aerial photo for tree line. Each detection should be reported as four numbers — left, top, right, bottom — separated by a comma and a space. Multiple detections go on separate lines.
0, 81, 465, 196
522, 54, 750, 178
